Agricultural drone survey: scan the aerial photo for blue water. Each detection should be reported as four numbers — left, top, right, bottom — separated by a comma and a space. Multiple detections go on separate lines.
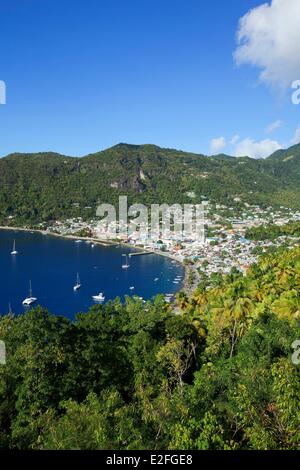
0, 230, 184, 318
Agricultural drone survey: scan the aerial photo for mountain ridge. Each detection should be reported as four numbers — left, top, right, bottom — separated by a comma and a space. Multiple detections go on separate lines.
2, 141, 300, 161
0, 142, 300, 225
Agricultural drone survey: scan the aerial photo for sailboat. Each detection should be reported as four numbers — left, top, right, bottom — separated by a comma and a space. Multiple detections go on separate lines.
122, 254, 130, 269
73, 273, 81, 291
22, 281, 37, 306
11, 240, 18, 255
92, 292, 105, 302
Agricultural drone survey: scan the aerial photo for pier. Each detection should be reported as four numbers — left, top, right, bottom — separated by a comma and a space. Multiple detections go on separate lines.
129, 251, 154, 257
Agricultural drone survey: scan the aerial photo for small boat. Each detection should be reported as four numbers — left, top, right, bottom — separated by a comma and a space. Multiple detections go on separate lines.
75, 240, 82, 244
91, 243, 95, 248
11, 240, 18, 255
154, 278, 159, 282
92, 292, 105, 302
129, 286, 135, 290
164, 293, 173, 302
73, 273, 81, 291
22, 281, 37, 306
122, 254, 130, 269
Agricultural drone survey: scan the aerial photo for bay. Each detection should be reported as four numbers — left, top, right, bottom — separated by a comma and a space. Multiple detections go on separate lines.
0, 229, 184, 318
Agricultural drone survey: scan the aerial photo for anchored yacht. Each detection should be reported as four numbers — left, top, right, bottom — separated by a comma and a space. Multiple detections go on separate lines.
73, 273, 81, 291
122, 254, 130, 269
11, 240, 18, 255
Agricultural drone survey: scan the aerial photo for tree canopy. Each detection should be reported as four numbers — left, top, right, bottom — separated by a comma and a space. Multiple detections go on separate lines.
0, 247, 299, 450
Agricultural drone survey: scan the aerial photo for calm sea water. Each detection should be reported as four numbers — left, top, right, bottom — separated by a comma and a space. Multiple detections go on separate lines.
0, 229, 184, 319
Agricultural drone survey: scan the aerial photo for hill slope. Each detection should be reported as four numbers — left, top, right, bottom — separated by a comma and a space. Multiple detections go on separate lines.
0, 143, 300, 224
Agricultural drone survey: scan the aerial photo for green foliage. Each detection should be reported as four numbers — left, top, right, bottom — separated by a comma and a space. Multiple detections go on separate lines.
1, 143, 300, 226
0, 248, 299, 450
41, 391, 144, 450
246, 221, 300, 241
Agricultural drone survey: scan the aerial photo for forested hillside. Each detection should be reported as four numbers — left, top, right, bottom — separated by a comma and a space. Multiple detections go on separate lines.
0, 247, 299, 450
245, 221, 300, 241
1, 143, 300, 225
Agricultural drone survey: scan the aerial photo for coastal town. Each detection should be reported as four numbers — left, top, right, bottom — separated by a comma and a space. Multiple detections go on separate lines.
31, 202, 300, 286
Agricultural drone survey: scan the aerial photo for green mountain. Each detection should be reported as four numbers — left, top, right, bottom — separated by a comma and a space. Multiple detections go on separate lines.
267, 143, 300, 161
1, 142, 300, 225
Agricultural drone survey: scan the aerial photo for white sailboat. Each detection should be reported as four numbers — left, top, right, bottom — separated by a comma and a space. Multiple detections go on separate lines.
73, 273, 81, 291
122, 254, 130, 269
11, 240, 18, 255
22, 281, 37, 306
92, 292, 105, 302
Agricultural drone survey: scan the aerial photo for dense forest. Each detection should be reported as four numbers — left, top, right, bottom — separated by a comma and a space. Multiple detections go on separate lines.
1, 143, 300, 226
0, 247, 299, 450
245, 221, 300, 241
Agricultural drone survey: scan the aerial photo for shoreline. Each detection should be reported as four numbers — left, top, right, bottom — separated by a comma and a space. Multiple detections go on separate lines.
0, 225, 188, 295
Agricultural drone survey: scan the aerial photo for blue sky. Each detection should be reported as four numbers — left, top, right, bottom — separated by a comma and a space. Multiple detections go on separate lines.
0, 0, 300, 158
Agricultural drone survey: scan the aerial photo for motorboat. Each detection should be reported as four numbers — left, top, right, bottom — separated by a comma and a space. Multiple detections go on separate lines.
92, 292, 105, 302
22, 281, 37, 306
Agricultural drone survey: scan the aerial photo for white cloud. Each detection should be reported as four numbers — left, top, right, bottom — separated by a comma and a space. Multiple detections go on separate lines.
230, 134, 240, 145
234, 0, 300, 88
265, 119, 283, 134
233, 138, 282, 159
212, 124, 300, 159
290, 125, 300, 145
210, 136, 226, 154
